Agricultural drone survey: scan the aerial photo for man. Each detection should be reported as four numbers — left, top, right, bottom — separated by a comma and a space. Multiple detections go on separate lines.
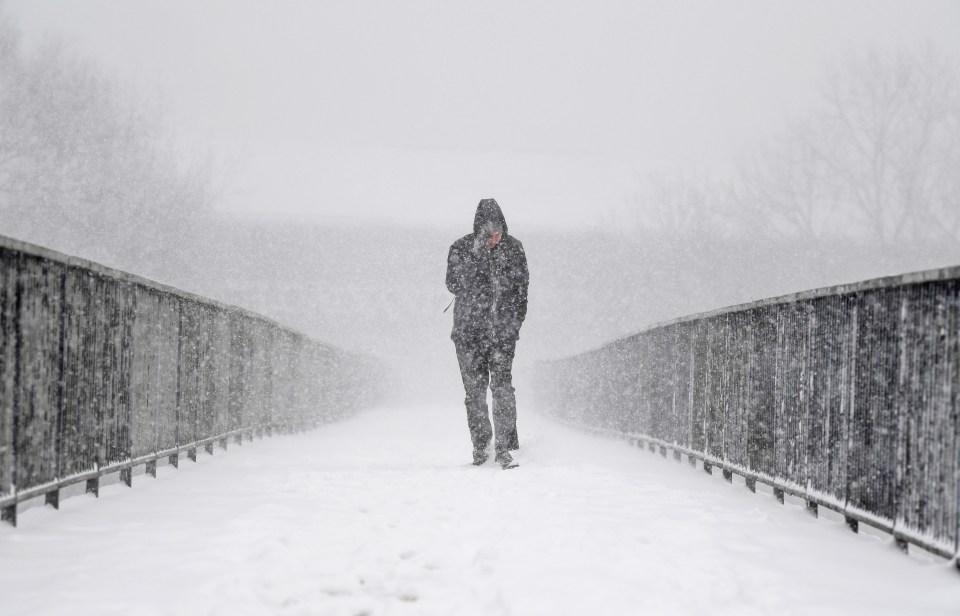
446, 198, 529, 470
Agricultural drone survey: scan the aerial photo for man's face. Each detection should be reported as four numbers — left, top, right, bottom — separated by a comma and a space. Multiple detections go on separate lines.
488, 228, 502, 248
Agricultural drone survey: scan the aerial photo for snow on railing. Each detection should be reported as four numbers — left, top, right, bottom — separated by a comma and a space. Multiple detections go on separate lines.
0, 235, 383, 526
535, 265, 960, 568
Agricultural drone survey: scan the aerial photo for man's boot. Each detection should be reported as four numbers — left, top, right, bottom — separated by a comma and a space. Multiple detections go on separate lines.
495, 451, 518, 470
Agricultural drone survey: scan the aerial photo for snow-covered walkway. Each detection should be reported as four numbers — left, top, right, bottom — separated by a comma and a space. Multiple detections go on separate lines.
1, 406, 958, 615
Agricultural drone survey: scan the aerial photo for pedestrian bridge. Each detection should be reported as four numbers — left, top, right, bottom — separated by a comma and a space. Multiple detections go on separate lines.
1, 236, 959, 615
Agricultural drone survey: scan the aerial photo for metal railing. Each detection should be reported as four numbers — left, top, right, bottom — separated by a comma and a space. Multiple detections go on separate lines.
0, 235, 381, 525
535, 266, 960, 566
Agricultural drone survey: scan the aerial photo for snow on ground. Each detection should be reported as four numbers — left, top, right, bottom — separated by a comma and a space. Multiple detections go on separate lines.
1, 405, 958, 616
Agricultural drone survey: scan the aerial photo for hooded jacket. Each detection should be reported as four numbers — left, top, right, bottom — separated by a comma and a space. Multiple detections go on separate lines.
446, 199, 529, 343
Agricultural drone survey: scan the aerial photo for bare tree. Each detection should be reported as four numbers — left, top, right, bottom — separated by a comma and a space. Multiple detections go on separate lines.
738, 48, 960, 246
730, 133, 838, 242
629, 172, 731, 237
0, 12, 211, 275
622, 47, 960, 319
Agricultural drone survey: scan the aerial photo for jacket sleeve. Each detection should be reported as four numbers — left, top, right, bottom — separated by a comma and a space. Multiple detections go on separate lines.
515, 241, 529, 324
446, 243, 463, 294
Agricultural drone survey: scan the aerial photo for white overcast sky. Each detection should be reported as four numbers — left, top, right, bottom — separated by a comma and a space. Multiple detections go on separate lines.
6, 1, 960, 229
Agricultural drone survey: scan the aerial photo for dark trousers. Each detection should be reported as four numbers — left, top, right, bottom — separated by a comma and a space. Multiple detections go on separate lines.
454, 337, 519, 455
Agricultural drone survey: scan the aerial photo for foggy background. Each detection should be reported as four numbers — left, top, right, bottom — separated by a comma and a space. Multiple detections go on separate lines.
1, 1, 959, 403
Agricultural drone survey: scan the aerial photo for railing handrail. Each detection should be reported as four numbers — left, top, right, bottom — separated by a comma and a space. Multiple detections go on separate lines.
561, 263, 960, 359
0, 234, 348, 355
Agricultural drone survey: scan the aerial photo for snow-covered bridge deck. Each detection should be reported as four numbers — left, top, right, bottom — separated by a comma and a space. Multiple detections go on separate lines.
1, 406, 957, 616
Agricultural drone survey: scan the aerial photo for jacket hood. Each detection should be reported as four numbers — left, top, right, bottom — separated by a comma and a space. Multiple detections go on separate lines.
473, 198, 508, 237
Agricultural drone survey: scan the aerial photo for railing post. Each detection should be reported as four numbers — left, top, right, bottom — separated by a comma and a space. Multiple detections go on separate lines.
722, 469, 733, 483
204, 442, 214, 455
774, 488, 784, 504
122, 284, 135, 492
86, 477, 99, 497
745, 477, 756, 493
174, 303, 184, 471
703, 462, 713, 475
188, 447, 197, 462
806, 500, 818, 517
53, 268, 67, 513
7, 254, 22, 528
845, 516, 858, 533
146, 460, 157, 478
1, 503, 15, 526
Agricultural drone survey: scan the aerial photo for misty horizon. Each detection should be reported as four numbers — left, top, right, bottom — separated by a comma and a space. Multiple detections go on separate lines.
6, 0, 960, 229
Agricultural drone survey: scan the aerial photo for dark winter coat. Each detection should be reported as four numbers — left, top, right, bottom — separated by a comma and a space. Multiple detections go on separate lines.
446, 199, 529, 343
